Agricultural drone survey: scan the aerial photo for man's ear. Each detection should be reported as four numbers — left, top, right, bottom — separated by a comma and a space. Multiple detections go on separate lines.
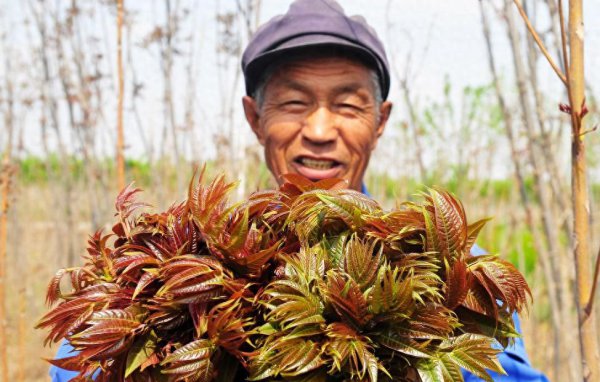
371, 101, 392, 149
242, 96, 265, 145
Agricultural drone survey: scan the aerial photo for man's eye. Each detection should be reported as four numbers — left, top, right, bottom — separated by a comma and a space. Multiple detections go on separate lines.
279, 100, 308, 111
282, 100, 305, 106
337, 103, 362, 111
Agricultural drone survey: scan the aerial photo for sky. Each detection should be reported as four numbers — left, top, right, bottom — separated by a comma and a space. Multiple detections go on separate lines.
2, 0, 600, 178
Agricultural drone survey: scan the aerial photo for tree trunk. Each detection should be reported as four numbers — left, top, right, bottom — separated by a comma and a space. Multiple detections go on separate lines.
567, 1, 600, 379
517, 2, 580, 380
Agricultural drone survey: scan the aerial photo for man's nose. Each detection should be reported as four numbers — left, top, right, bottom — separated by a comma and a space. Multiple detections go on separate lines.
301, 106, 338, 144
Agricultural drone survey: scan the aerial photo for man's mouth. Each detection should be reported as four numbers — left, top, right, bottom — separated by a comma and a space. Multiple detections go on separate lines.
298, 157, 337, 170
292, 156, 343, 181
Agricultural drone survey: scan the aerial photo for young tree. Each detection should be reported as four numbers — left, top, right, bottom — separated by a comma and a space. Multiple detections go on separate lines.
116, 0, 125, 191
513, 0, 600, 380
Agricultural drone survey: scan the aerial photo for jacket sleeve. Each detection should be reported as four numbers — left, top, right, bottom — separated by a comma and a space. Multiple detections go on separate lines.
49, 340, 81, 382
49, 341, 101, 381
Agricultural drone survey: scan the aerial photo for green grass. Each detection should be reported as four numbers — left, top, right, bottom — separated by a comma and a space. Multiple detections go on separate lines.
13, 153, 598, 283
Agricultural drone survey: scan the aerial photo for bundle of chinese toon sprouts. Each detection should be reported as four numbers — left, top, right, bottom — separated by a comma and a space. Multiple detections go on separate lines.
38, 171, 530, 382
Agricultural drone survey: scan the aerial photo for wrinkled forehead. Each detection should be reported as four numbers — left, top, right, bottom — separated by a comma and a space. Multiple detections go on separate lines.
273, 59, 373, 93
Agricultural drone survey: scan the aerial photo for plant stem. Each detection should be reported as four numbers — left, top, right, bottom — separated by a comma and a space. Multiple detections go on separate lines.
585, 245, 600, 316
116, 0, 125, 191
558, 0, 570, 86
512, 0, 567, 85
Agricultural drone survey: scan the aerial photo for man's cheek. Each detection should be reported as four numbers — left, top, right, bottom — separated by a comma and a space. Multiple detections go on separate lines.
267, 146, 289, 177
348, 140, 372, 162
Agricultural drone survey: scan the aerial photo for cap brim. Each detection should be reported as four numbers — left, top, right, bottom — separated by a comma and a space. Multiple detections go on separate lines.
244, 34, 388, 99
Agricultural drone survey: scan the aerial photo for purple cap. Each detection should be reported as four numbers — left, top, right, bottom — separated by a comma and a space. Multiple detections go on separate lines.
242, 0, 391, 100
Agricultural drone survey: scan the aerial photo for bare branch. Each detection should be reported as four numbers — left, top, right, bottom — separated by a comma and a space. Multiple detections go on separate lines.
585, 244, 600, 316
558, 0, 570, 88
512, 0, 567, 85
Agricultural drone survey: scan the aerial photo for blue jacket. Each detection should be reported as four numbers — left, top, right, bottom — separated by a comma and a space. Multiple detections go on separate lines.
50, 187, 549, 381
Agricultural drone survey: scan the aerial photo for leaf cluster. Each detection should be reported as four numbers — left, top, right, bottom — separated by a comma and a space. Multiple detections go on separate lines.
37, 171, 531, 382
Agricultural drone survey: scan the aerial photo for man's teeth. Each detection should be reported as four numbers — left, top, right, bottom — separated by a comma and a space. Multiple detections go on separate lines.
300, 158, 336, 170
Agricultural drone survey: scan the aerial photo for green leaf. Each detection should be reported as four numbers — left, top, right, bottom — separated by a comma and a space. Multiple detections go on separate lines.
439, 356, 464, 381
125, 330, 158, 377
249, 338, 324, 380
376, 329, 431, 358
454, 306, 519, 347
342, 234, 382, 291
417, 359, 444, 382
283, 324, 324, 340
316, 193, 362, 229
264, 276, 324, 330
465, 218, 492, 253
218, 207, 250, 254
423, 205, 439, 253
162, 357, 215, 381
440, 334, 505, 382
255, 322, 277, 335
367, 265, 414, 316
321, 232, 348, 268
161, 339, 215, 365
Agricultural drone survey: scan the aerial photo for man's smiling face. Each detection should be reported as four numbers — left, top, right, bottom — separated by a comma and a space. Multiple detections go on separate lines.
242, 55, 392, 191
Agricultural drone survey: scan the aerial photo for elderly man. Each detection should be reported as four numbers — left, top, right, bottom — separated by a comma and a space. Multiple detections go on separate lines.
241, 2, 391, 193
240, 1, 548, 381
50, 0, 548, 381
